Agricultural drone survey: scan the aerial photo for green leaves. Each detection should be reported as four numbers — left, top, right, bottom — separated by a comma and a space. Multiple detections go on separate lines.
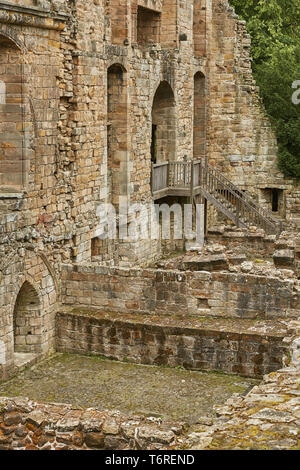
230, 0, 300, 178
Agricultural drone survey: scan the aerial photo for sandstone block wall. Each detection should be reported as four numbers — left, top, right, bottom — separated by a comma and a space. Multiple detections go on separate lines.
56, 310, 287, 378
61, 264, 300, 320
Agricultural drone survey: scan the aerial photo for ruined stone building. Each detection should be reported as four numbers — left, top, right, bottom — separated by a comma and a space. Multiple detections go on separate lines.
0, 0, 299, 391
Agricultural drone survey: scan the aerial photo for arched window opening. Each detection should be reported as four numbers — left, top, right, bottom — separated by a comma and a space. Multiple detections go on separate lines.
193, 72, 206, 159
107, 64, 128, 204
13, 282, 41, 354
151, 81, 176, 163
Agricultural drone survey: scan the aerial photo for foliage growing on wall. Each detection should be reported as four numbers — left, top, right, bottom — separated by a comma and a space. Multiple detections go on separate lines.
230, 0, 300, 178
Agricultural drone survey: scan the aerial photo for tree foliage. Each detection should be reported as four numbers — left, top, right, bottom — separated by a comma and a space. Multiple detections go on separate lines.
230, 0, 300, 178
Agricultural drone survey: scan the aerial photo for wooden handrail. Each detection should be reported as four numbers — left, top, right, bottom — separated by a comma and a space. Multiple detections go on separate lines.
206, 163, 280, 227
201, 164, 281, 234
151, 160, 283, 234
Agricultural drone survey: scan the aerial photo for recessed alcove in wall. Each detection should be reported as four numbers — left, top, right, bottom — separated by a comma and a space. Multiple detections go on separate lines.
13, 281, 42, 355
106, 0, 128, 44
193, 0, 207, 57
107, 64, 128, 204
0, 34, 25, 190
137, 5, 161, 45
152, 81, 176, 163
193, 71, 206, 159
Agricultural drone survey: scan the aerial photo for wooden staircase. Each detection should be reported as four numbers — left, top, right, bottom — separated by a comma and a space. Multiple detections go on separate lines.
152, 160, 283, 235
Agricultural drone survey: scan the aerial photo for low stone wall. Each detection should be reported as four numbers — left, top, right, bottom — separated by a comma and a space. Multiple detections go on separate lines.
0, 396, 184, 450
207, 229, 276, 258
61, 264, 299, 320
56, 310, 287, 378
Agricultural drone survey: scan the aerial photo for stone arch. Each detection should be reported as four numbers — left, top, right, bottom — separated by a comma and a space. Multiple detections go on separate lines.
0, 26, 26, 52
193, 71, 206, 159
107, 63, 128, 204
0, 33, 26, 190
0, 251, 57, 379
151, 81, 176, 163
13, 281, 42, 354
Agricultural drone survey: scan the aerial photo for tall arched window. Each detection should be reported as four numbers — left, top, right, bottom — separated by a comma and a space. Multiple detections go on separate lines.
107, 64, 128, 204
152, 81, 176, 163
193, 72, 206, 159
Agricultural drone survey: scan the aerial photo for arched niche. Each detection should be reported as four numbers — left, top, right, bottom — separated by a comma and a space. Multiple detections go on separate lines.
193, 72, 206, 159
151, 81, 176, 163
13, 281, 42, 354
107, 63, 128, 204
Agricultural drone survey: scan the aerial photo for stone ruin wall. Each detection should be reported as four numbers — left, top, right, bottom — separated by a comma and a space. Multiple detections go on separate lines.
209, 2, 300, 224
61, 264, 300, 321
0, 319, 299, 450
0, 0, 299, 397
56, 309, 287, 378
0, 395, 185, 450
0, 0, 298, 277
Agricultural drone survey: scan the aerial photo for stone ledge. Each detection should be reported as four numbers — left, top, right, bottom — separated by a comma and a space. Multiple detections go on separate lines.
59, 307, 289, 337
56, 308, 288, 378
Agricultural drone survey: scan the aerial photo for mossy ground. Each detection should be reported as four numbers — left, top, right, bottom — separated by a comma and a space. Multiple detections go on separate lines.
0, 353, 258, 423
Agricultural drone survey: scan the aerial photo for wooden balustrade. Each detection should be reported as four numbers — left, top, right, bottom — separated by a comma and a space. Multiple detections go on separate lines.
151, 159, 282, 234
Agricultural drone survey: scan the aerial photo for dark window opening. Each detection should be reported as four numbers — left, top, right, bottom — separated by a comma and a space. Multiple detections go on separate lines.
261, 188, 284, 215
151, 124, 157, 163
272, 189, 279, 212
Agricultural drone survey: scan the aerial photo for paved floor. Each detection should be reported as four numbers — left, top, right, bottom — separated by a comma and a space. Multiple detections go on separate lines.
0, 353, 258, 424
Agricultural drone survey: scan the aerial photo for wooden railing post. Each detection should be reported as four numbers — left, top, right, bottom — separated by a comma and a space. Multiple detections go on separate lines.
151, 162, 154, 195
236, 197, 240, 227
190, 160, 194, 204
